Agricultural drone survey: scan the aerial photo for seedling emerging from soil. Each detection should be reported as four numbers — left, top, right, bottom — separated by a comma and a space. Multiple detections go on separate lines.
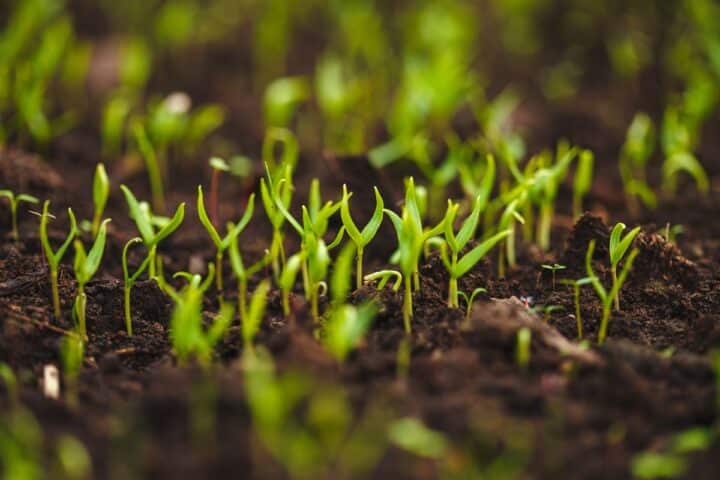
279, 253, 303, 316
260, 163, 294, 279
39, 201, 78, 319
497, 197, 525, 277
91, 163, 109, 236
73, 219, 110, 339
121, 238, 152, 336
0, 190, 38, 241
208, 157, 230, 226
364, 270, 403, 292
132, 121, 165, 213
340, 184, 384, 289
515, 327, 531, 370
573, 150, 594, 219
241, 281, 270, 350
263, 76, 309, 128
60, 334, 83, 406
541, 263, 566, 290
120, 185, 185, 280
197, 185, 255, 300
458, 287, 486, 323
609, 223, 641, 310
661, 108, 709, 197
620, 112, 657, 213
438, 194, 510, 307
560, 277, 594, 339
229, 237, 268, 324
170, 265, 234, 367
586, 239, 639, 344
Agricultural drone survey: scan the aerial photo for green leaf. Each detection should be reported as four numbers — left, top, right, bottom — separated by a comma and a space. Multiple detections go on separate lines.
208, 303, 235, 346
228, 237, 246, 279
93, 163, 109, 217
331, 243, 355, 303
361, 187, 385, 244
197, 185, 222, 248
221, 193, 255, 250
340, 185, 362, 245
280, 254, 303, 292
120, 185, 153, 243
387, 418, 448, 460
152, 202, 185, 246
323, 302, 376, 362
78, 219, 110, 283
243, 280, 270, 345
454, 229, 511, 279
610, 223, 641, 267
456, 193, 484, 250
574, 150, 594, 195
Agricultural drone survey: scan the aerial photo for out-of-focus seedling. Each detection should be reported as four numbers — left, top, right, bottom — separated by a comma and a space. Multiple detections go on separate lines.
39, 201, 78, 319
0, 190, 38, 241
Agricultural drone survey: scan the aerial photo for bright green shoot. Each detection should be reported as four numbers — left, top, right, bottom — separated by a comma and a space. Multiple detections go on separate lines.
609, 223, 641, 310
439, 194, 510, 308
586, 239, 639, 344
0, 190, 38, 241
229, 237, 268, 325
661, 107, 709, 197
279, 253, 303, 316
620, 112, 657, 213
364, 270, 403, 292
560, 277, 594, 339
573, 150, 594, 219
132, 121, 165, 213
197, 185, 255, 300
60, 334, 84, 406
458, 287, 486, 323
120, 185, 185, 280
340, 184, 384, 289
73, 219, 110, 339
260, 163, 294, 279
242, 280, 270, 350
515, 327, 531, 370
91, 163, 109, 236
121, 238, 152, 336
39, 201, 78, 319
497, 197, 525, 277
541, 263, 566, 290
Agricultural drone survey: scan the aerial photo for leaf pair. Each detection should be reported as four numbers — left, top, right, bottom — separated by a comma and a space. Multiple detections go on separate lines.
197, 185, 255, 252
120, 185, 185, 248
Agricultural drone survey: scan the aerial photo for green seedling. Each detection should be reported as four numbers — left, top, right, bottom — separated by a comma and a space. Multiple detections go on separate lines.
101, 93, 132, 157
278, 253, 303, 317
121, 238, 152, 336
515, 327, 531, 370
620, 112, 657, 213
73, 219, 110, 339
573, 149, 594, 218
208, 157, 230, 226
260, 163, 294, 279
323, 244, 377, 363
458, 287, 486, 323
0, 190, 38, 241
120, 185, 185, 280
532, 304, 564, 323
241, 281, 270, 350
132, 121, 165, 213
661, 223, 684, 244
39, 201, 78, 319
197, 185, 255, 300
55, 434, 92, 479
0, 404, 43, 480
497, 196, 526, 278
560, 277, 594, 339
263, 76, 309, 128
262, 127, 299, 178
609, 223, 641, 310
384, 177, 445, 332
91, 163, 109, 236
586, 239, 639, 344
364, 270, 403, 292
170, 265, 234, 367
541, 263, 566, 290
229, 237, 269, 325
661, 107, 709, 197
60, 334, 83, 407
340, 184, 384, 289
387, 418, 448, 460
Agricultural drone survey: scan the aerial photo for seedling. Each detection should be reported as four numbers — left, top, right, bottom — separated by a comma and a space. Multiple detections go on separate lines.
260, 163, 294, 279
661, 223, 684, 244
573, 150, 594, 218
241, 281, 270, 350
620, 112, 657, 213
229, 236, 268, 324
586, 239, 639, 344
60, 334, 83, 406
263, 76, 309, 128
0, 190, 38, 241
515, 327, 531, 370
120, 185, 185, 280
197, 185, 255, 300
90, 163, 109, 236
497, 197, 526, 277
364, 270, 403, 292
132, 121, 165, 213
279, 253, 303, 316
340, 184, 384, 289
208, 157, 230, 226
560, 277, 594, 339
121, 238, 152, 336
541, 263, 566, 290
73, 219, 110, 339
39, 201, 78, 319
661, 107, 709, 197
458, 287, 486, 323
531, 304, 564, 323
609, 223, 641, 310
170, 265, 235, 367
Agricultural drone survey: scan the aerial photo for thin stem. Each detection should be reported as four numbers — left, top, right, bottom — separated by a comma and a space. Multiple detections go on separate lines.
403, 275, 412, 333
51, 267, 61, 319
10, 202, 18, 241
77, 284, 87, 340
355, 248, 364, 290
611, 266, 620, 311
537, 203, 553, 251
148, 245, 157, 279
238, 277, 247, 324
598, 302, 611, 344
412, 270, 420, 292
216, 251, 224, 301
448, 276, 458, 308
124, 281, 133, 336
310, 283, 319, 324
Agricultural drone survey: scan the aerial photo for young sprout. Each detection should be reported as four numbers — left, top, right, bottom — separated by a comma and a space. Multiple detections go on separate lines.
661, 223, 684, 244
458, 287, 486, 323
73, 219, 110, 339
323, 244, 377, 363
573, 150, 594, 219
438, 195, 510, 308
586, 239, 639, 344
263, 76, 310, 128
532, 304, 564, 323
208, 157, 230, 226
229, 237, 268, 325
39, 201, 78, 319
197, 185, 255, 300
101, 93, 132, 157
541, 263, 566, 290
0, 190, 38, 241
609, 223, 641, 310
260, 163, 294, 279
340, 184, 384, 289
170, 264, 235, 367
279, 253, 303, 316
132, 121, 165, 213
60, 334, 83, 406
241, 281, 270, 351
120, 185, 185, 280
497, 197, 526, 278
661, 107, 709, 197
262, 127, 299, 178
364, 270, 403, 292
560, 277, 594, 339
620, 112, 657, 214
91, 163, 109, 236
515, 327, 531, 370
121, 238, 152, 336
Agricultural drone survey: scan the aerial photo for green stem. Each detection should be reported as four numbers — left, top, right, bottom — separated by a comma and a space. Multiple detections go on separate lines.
412, 270, 420, 292
282, 289, 290, 316
598, 302, 611, 344
403, 275, 412, 333
310, 283, 319, 325
124, 281, 133, 336
238, 277, 247, 324
216, 251, 224, 302
10, 203, 18, 241
611, 266, 619, 311
51, 267, 61, 319
148, 245, 157, 279
77, 284, 87, 340
356, 248, 364, 290
537, 202, 553, 252
448, 276, 458, 308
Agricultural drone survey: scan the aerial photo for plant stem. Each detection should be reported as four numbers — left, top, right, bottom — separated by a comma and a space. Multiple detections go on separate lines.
598, 302, 611, 344
356, 248, 364, 290
148, 245, 157, 279
537, 203, 553, 251
216, 251, 224, 301
124, 281, 133, 336
10, 202, 18, 241
611, 266, 620, 311
51, 267, 61, 319
238, 277, 247, 324
448, 276, 458, 308
403, 275, 412, 333
310, 283, 319, 324
77, 284, 87, 340
574, 284, 582, 339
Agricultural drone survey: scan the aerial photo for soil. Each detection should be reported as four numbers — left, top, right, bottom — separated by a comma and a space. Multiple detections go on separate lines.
2, 2, 720, 479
